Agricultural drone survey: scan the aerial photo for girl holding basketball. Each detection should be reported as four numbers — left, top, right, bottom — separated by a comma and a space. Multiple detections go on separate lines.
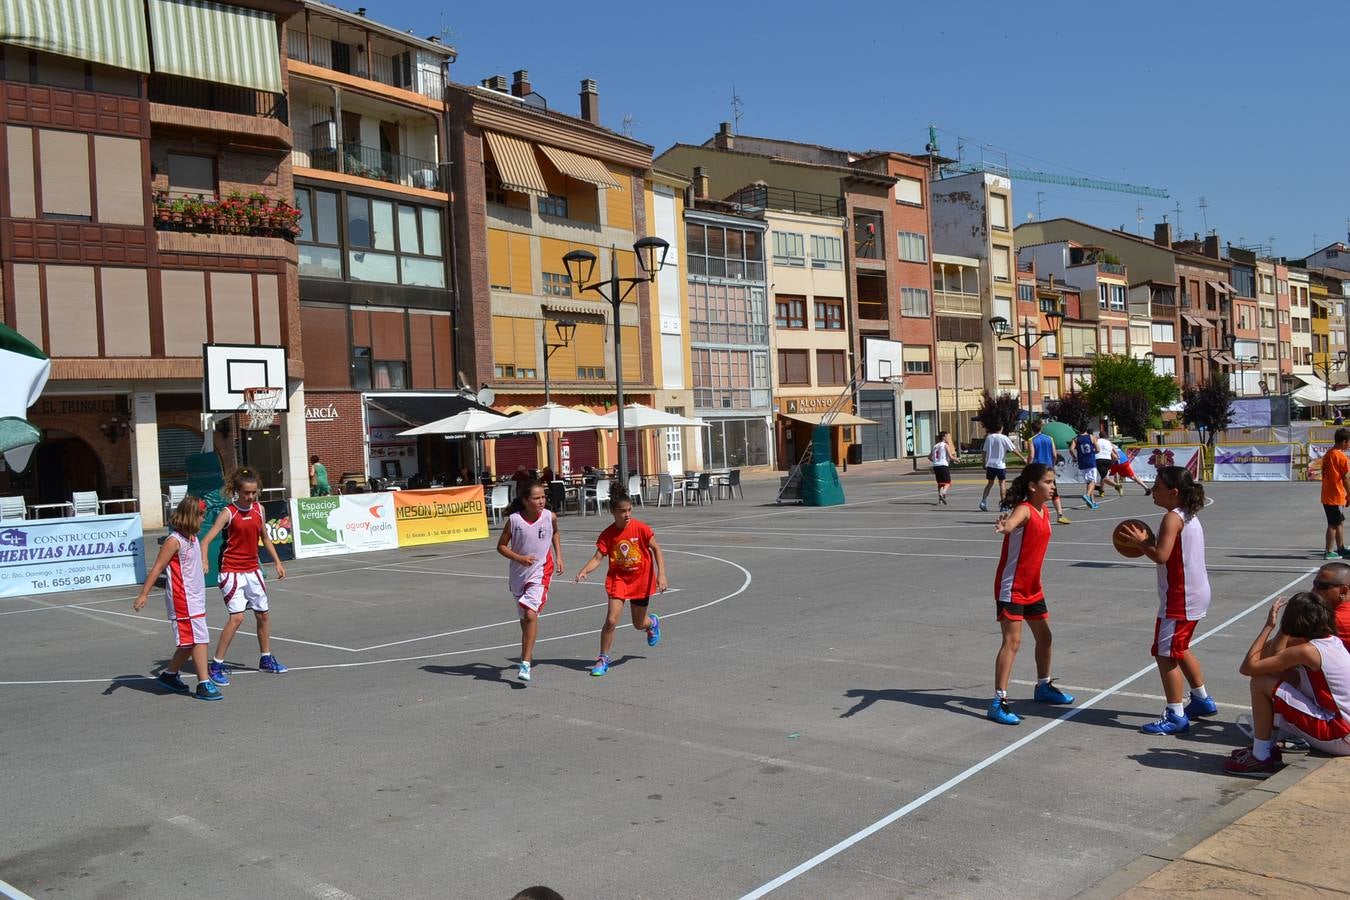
1121, 466, 1217, 735
930, 431, 956, 506
989, 463, 1075, 725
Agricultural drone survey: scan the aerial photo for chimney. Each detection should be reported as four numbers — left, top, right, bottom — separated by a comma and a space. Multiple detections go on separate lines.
579, 79, 599, 124
1153, 222, 1172, 248
692, 166, 709, 200
1203, 234, 1221, 259
511, 69, 531, 98
482, 75, 508, 93
714, 121, 734, 150
356, 6, 366, 15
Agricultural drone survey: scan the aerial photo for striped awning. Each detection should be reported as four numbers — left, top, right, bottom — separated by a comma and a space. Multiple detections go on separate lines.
538, 144, 623, 190
483, 131, 549, 197
148, 0, 282, 94
0, 0, 150, 72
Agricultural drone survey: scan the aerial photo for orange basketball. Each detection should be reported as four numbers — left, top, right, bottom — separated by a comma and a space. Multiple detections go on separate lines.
1112, 519, 1154, 558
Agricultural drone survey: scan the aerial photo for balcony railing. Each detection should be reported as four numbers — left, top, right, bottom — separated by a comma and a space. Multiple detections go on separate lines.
287, 31, 445, 102
726, 184, 843, 216
149, 74, 287, 123
292, 135, 441, 191
1099, 261, 1126, 275
934, 290, 981, 315
856, 299, 889, 320
694, 388, 771, 410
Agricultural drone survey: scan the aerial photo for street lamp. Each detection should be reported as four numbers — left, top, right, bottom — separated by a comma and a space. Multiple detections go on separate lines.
952, 341, 980, 449
988, 309, 1063, 416
541, 318, 576, 473
1180, 331, 1235, 386
562, 236, 671, 479
1315, 349, 1348, 419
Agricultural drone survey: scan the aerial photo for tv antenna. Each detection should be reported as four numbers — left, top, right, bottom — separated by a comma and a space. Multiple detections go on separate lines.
730, 87, 743, 134
1035, 191, 1044, 220
1197, 196, 1209, 233
1173, 200, 1183, 237
620, 114, 634, 137
1136, 202, 1144, 235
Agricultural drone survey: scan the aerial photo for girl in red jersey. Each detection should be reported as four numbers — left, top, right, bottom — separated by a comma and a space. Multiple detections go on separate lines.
132, 496, 221, 700
989, 463, 1074, 725
575, 489, 667, 676
201, 468, 287, 685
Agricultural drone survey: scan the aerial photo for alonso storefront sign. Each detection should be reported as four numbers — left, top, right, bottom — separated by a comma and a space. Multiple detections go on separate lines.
392, 487, 489, 546
0, 514, 145, 598
291, 494, 398, 559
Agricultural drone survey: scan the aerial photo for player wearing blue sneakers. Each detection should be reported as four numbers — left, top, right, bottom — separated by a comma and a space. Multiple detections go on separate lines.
1072, 426, 1100, 509
575, 489, 667, 676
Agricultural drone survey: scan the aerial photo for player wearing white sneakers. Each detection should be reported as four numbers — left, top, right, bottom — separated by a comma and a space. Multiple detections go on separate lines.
497, 480, 564, 684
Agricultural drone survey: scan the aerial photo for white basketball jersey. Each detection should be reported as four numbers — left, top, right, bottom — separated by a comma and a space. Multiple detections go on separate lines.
507, 511, 554, 597
1157, 509, 1210, 620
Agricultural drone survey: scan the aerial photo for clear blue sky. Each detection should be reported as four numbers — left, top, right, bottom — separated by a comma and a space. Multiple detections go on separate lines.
375, 0, 1349, 259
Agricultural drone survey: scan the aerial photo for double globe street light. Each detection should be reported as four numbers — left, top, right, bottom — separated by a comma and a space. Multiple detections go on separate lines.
1180, 331, 1235, 387
541, 318, 576, 473
988, 310, 1063, 416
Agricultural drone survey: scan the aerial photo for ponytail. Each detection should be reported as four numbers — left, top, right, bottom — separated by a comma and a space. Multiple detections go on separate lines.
1004, 463, 1051, 508
1155, 466, 1204, 518
509, 479, 545, 515
228, 466, 259, 496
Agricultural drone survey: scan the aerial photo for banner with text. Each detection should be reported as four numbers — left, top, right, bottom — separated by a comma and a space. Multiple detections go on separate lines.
1308, 443, 1330, 481
392, 486, 489, 546
1052, 446, 1200, 484
258, 498, 295, 563
1213, 444, 1294, 482
291, 493, 399, 559
0, 514, 146, 598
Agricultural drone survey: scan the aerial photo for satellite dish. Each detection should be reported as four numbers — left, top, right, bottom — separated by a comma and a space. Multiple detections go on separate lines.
477, 386, 496, 406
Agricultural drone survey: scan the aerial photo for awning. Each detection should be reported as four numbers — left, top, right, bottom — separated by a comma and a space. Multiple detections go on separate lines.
1181, 314, 1210, 327
148, 0, 282, 93
483, 131, 549, 197
365, 393, 497, 428
1, 0, 150, 72
1205, 280, 1230, 294
542, 301, 607, 322
781, 412, 878, 427
537, 145, 623, 190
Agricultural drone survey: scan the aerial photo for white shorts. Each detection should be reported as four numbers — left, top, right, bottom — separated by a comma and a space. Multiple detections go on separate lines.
164, 598, 209, 647
219, 570, 269, 614
1079, 467, 1098, 483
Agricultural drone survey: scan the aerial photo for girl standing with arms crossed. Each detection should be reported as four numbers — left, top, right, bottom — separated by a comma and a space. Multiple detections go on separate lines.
988, 463, 1075, 725
497, 480, 564, 684
1121, 466, 1218, 735
930, 431, 956, 506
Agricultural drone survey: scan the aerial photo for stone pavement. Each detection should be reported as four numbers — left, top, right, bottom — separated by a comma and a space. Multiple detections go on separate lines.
1082, 755, 1350, 898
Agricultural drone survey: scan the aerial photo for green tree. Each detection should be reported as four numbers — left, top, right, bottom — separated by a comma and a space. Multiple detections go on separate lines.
1044, 390, 1093, 432
975, 391, 1021, 436
1181, 377, 1235, 446
1109, 390, 1154, 440
1080, 354, 1179, 431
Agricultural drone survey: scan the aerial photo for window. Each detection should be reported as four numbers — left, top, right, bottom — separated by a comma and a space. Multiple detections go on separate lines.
1044, 377, 1060, 400
775, 296, 806, 329
1039, 296, 1059, 314
902, 347, 932, 375
296, 187, 341, 279
1041, 333, 1058, 357
773, 231, 805, 267
542, 272, 571, 296
689, 222, 765, 281
1062, 326, 1096, 358
810, 235, 842, 269
167, 153, 215, 200
539, 193, 568, 217
814, 297, 844, 330
777, 349, 810, 385
373, 360, 407, 389
991, 246, 1011, 281
484, 162, 508, 204
577, 366, 604, 380
689, 283, 768, 344
351, 346, 372, 390
1259, 274, 1274, 295
989, 193, 1009, 230
853, 209, 884, 259
1110, 285, 1127, 311
1261, 309, 1275, 328
997, 346, 1016, 382
898, 231, 927, 263
1018, 284, 1035, 303
298, 189, 444, 287
1152, 321, 1175, 342
818, 350, 847, 385
1111, 327, 1127, 354
1152, 355, 1176, 375
895, 176, 923, 206
901, 287, 930, 317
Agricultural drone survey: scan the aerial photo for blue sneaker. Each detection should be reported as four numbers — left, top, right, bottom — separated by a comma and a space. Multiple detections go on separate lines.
195, 681, 223, 701
1184, 695, 1219, 719
258, 654, 288, 674
987, 698, 1021, 725
1140, 709, 1190, 735
208, 660, 230, 686
590, 654, 610, 676
646, 614, 661, 647
157, 672, 191, 695
1033, 680, 1074, 705
1081, 494, 1100, 510
979, 500, 989, 512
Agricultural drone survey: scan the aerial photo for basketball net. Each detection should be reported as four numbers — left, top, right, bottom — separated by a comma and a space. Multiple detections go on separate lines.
243, 387, 282, 430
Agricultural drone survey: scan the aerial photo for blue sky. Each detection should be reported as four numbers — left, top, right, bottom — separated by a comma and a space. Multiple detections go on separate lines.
375, 0, 1349, 259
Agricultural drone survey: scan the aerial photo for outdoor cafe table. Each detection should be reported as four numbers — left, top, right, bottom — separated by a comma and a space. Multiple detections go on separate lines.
98, 498, 140, 513
27, 502, 73, 518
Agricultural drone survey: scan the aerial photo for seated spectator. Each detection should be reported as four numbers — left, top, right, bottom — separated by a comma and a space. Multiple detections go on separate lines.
1225, 592, 1350, 776
1266, 562, 1350, 655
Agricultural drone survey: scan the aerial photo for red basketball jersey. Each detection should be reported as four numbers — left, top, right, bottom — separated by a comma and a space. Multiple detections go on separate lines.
994, 502, 1051, 605
217, 503, 264, 573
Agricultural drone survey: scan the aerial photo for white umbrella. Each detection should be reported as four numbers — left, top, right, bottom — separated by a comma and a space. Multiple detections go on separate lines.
484, 403, 613, 434
398, 409, 509, 437
598, 403, 708, 429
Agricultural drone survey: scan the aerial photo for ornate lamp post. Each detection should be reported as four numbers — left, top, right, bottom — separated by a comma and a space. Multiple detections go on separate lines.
1180, 331, 1235, 386
988, 309, 1064, 416
1314, 349, 1348, 419
952, 341, 980, 449
541, 317, 576, 472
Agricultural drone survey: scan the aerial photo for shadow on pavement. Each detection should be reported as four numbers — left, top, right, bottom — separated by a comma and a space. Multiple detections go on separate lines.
531, 654, 645, 672
421, 662, 526, 689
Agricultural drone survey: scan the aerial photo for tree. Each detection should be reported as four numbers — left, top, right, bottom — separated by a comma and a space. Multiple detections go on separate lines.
1109, 390, 1154, 440
1080, 354, 1180, 432
1044, 390, 1093, 433
975, 391, 1021, 436
1181, 377, 1235, 446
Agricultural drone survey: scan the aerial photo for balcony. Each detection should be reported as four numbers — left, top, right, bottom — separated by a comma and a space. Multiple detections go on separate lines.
287, 28, 445, 103
934, 290, 981, 315
148, 74, 290, 146
291, 134, 441, 191
726, 184, 843, 217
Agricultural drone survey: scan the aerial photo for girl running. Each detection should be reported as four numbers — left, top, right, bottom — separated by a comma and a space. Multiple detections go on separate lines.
930, 431, 956, 506
496, 479, 564, 684
132, 496, 221, 700
989, 463, 1075, 725
1226, 592, 1350, 776
1121, 465, 1217, 735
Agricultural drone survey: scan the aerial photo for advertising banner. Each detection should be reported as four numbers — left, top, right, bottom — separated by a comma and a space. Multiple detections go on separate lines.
392, 486, 489, 547
291, 493, 398, 559
0, 514, 145, 598
258, 498, 295, 563
1213, 444, 1294, 482
1309, 443, 1330, 481
1058, 446, 1203, 483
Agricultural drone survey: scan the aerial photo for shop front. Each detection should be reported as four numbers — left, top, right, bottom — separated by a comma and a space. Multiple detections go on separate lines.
776, 395, 874, 469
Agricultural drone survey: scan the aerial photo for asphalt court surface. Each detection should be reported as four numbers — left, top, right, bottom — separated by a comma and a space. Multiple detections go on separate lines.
0, 470, 1333, 899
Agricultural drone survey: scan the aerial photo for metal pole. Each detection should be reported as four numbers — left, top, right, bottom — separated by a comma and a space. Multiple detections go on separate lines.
611, 248, 627, 481
953, 359, 962, 450
1023, 318, 1034, 417
542, 330, 554, 474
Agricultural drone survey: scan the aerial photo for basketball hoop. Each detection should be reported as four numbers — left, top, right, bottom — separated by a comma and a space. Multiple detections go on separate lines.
243, 387, 282, 430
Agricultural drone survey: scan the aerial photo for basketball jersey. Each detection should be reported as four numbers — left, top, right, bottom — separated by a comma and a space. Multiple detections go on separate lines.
218, 502, 264, 573
930, 442, 951, 466
1157, 508, 1210, 620
1283, 637, 1350, 741
507, 510, 554, 597
994, 502, 1051, 604
164, 532, 205, 615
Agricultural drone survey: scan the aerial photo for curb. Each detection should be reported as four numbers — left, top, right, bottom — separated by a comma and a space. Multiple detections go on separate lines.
1074, 752, 1333, 899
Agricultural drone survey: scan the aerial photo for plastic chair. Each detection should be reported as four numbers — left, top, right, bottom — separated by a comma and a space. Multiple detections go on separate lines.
583, 478, 611, 516
720, 469, 743, 500
0, 496, 25, 522
72, 491, 99, 517
656, 474, 683, 507
626, 474, 645, 506
688, 473, 714, 506
489, 484, 510, 523
163, 484, 187, 519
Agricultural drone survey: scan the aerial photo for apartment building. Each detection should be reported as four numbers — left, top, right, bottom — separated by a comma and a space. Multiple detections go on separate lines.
1289, 267, 1312, 383
932, 252, 984, 444
1, 0, 305, 526
286, 2, 459, 486
1018, 239, 1130, 388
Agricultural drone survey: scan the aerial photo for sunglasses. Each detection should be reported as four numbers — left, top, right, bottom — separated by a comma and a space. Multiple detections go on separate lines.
1312, 579, 1347, 591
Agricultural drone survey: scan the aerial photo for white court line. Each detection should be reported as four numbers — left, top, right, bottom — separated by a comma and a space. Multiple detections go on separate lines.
737, 567, 1315, 899
0, 878, 36, 900
64, 605, 360, 652
352, 600, 612, 651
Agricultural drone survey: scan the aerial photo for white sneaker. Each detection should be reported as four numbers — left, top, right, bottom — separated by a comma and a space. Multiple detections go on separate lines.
518, 660, 531, 683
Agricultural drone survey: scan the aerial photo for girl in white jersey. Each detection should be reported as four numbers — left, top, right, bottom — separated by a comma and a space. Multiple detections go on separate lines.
930, 431, 956, 505
1121, 466, 1216, 735
1227, 592, 1350, 775
496, 480, 564, 684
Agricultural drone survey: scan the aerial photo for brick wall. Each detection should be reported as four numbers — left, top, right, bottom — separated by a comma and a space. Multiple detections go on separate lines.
303, 391, 367, 485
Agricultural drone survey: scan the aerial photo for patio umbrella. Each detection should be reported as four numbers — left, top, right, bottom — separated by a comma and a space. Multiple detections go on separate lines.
483, 403, 613, 434
398, 408, 509, 437
597, 403, 708, 429
1040, 420, 1077, 450
0, 322, 50, 471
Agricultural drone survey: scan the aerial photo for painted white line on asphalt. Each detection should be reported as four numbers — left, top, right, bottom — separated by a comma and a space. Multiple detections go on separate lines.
737, 568, 1314, 899
0, 878, 37, 900
65, 605, 360, 652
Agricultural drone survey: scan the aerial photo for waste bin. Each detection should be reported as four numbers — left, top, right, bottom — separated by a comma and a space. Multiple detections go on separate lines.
847, 444, 863, 465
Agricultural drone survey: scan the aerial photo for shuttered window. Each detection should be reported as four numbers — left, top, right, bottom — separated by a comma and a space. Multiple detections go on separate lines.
778, 349, 810, 385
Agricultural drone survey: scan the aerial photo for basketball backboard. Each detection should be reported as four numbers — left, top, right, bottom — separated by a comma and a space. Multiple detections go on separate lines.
864, 338, 904, 383
203, 343, 289, 413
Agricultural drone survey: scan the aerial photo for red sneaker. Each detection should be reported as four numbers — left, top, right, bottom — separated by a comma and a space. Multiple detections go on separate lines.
1222, 747, 1282, 776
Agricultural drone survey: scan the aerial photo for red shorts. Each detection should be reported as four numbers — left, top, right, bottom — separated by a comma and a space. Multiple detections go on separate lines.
996, 598, 1048, 622
1151, 617, 1197, 658
1109, 461, 1136, 478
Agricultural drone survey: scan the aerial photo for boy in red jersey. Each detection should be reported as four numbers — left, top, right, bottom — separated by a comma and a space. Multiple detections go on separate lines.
575, 489, 667, 676
201, 468, 287, 685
